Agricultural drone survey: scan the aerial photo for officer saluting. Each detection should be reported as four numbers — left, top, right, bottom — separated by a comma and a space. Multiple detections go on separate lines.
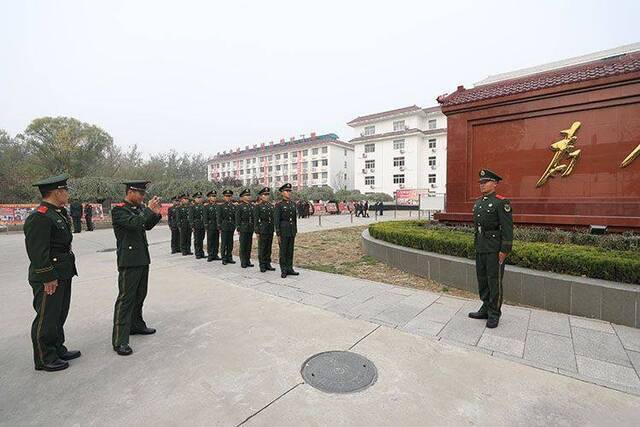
24, 174, 80, 372
204, 190, 221, 262
254, 187, 276, 273
236, 188, 255, 268
190, 192, 206, 259
111, 180, 162, 356
217, 189, 236, 264
468, 169, 513, 329
274, 183, 298, 278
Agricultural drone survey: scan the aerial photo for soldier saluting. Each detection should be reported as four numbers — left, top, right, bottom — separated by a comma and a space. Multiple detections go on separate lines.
254, 187, 276, 273
24, 174, 80, 372
468, 169, 513, 329
204, 190, 221, 262
236, 188, 255, 268
274, 183, 298, 278
190, 192, 206, 259
217, 189, 236, 264
111, 180, 162, 356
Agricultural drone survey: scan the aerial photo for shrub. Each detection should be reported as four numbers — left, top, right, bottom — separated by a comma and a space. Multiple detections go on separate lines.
369, 221, 640, 284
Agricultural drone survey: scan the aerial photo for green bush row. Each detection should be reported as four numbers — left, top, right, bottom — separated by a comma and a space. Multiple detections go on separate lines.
369, 221, 640, 284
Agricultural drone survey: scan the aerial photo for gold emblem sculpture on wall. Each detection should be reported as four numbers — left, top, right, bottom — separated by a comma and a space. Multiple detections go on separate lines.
620, 143, 640, 168
536, 121, 582, 188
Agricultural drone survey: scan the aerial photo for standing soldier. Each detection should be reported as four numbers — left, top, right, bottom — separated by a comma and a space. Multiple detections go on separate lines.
24, 174, 80, 372
69, 199, 83, 233
236, 188, 255, 268
168, 196, 181, 254
205, 190, 221, 262
468, 169, 513, 329
254, 187, 275, 273
191, 192, 206, 259
84, 203, 94, 231
178, 194, 193, 256
111, 180, 162, 356
217, 189, 236, 265
274, 183, 299, 278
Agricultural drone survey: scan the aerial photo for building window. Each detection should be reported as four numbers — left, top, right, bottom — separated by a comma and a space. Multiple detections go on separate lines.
275, 154, 281, 160
365, 176, 375, 185
302, 162, 308, 170
428, 156, 436, 167
283, 165, 288, 171
364, 125, 375, 136
292, 174, 297, 180
312, 160, 319, 167
268, 166, 273, 172
344, 173, 347, 180
312, 148, 319, 155
321, 147, 328, 154
321, 172, 327, 179
364, 144, 375, 153
428, 119, 437, 129
393, 157, 405, 167
428, 138, 437, 149
312, 173, 319, 179
393, 120, 405, 131
276, 165, 281, 171
364, 160, 375, 169
428, 174, 436, 184
292, 151, 297, 159
393, 174, 405, 184
260, 167, 264, 172
303, 149, 308, 156
393, 139, 405, 150
283, 153, 288, 159
344, 149, 347, 156
240, 170, 244, 175
321, 159, 328, 166
344, 161, 347, 168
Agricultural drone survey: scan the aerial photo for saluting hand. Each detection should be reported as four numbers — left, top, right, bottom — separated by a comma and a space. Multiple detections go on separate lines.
148, 196, 161, 214
44, 280, 58, 295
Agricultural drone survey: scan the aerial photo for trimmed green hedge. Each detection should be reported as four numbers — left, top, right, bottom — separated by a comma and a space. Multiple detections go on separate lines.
369, 221, 640, 285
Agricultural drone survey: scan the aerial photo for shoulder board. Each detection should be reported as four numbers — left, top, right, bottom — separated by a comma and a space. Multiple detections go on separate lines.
37, 205, 48, 214
115, 202, 126, 207
495, 194, 506, 200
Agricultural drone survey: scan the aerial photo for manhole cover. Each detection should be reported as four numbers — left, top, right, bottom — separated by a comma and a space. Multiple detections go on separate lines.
301, 351, 377, 394
96, 248, 116, 252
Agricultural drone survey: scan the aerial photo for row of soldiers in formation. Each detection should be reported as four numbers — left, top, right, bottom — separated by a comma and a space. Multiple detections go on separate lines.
167, 184, 298, 276
68, 200, 94, 232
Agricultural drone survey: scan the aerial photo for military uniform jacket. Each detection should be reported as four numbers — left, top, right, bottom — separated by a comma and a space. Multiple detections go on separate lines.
69, 201, 82, 218
111, 201, 162, 268
204, 203, 218, 229
167, 205, 178, 228
190, 204, 206, 229
235, 202, 254, 233
24, 202, 78, 283
254, 202, 274, 234
274, 200, 297, 237
177, 204, 191, 228
84, 204, 93, 217
472, 192, 513, 254
217, 202, 236, 231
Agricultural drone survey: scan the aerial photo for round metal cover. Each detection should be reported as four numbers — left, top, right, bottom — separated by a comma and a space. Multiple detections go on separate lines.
301, 351, 377, 394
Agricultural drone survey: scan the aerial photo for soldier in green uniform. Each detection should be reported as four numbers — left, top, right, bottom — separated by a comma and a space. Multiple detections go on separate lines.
254, 187, 276, 273
217, 189, 236, 265
274, 183, 299, 278
111, 180, 162, 356
178, 194, 193, 256
236, 188, 255, 268
468, 169, 513, 329
168, 196, 181, 254
205, 190, 221, 262
69, 199, 83, 233
24, 174, 80, 372
190, 192, 206, 259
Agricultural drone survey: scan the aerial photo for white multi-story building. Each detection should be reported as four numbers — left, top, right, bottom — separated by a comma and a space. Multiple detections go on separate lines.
207, 133, 354, 190
347, 105, 447, 197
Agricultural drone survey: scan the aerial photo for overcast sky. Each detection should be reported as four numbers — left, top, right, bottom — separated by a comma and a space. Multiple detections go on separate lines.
1, 0, 638, 156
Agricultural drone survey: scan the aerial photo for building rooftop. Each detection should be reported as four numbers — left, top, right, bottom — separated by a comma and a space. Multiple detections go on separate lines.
438, 43, 640, 107
349, 127, 447, 143
347, 105, 423, 126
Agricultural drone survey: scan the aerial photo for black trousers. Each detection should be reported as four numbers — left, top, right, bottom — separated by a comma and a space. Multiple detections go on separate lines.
72, 216, 82, 233
112, 265, 150, 348
475, 252, 506, 320
257, 232, 273, 268
193, 227, 205, 257
278, 235, 295, 273
220, 230, 234, 261
179, 226, 192, 254
30, 278, 72, 367
239, 231, 253, 266
85, 215, 94, 231
206, 227, 219, 259
170, 226, 181, 253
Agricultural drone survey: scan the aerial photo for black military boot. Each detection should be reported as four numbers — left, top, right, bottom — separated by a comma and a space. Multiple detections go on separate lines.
486, 318, 499, 329
468, 311, 489, 319
59, 350, 82, 361
35, 359, 69, 372
114, 344, 133, 356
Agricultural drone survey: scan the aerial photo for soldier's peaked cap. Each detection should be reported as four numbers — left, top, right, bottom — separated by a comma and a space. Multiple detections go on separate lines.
179, 193, 188, 199
279, 183, 292, 192
239, 188, 251, 197
478, 169, 502, 182
122, 180, 150, 192
32, 173, 70, 192
193, 191, 203, 198
223, 189, 233, 196
206, 190, 217, 197
258, 187, 270, 195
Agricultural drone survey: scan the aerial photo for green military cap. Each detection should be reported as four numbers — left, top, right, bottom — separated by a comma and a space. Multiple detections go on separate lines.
239, 188, 251, 197
478, 169, 502, 182
258, 187, 270, 195
206, 190, 217, 197
123, 180, 151, 193
179, 194, 188, 199
223, 189, 233, 196
32, 173, 70, 193
192, 191, 203, 198
278, 183, 292, 192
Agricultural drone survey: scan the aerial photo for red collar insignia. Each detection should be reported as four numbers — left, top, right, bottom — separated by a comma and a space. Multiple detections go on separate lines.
37, 205, 48, 214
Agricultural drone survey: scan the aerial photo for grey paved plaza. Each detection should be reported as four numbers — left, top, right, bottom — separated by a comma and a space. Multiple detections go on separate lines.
2, 214, 640, 425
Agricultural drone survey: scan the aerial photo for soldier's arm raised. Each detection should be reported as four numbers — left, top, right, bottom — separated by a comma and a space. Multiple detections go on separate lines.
112, 206, 150, 231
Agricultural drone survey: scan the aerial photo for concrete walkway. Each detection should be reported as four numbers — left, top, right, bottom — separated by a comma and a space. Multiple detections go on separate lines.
1, 218, 639, 425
